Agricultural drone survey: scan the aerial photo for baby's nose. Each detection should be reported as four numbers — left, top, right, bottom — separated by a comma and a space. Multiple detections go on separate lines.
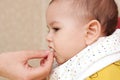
46, 33, 53, 42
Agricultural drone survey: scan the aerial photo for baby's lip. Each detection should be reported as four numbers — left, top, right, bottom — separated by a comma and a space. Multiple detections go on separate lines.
49, 48, 54, 52
48, 45, 52, 49
48, 46, 56, 54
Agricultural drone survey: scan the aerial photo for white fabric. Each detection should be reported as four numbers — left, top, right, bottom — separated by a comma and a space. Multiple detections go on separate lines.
78, 52, 120, 80
49, 29, 120, 80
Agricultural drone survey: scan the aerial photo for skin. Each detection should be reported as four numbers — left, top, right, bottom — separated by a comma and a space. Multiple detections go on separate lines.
46, 1, 88, 64
0, 50, 54, 80
46, 0, 102, 65
0, 1, 102, 79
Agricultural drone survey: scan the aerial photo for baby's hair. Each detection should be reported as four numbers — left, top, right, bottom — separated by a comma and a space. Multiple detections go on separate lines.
50, 0, 118, 36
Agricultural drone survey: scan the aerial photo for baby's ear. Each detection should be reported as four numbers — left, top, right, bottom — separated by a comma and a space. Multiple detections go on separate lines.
85, 20, 102, 45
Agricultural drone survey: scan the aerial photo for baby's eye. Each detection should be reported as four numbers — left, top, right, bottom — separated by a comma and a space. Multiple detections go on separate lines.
52, 28, 60, 32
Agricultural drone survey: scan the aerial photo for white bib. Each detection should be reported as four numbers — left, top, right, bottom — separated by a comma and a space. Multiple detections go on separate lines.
49, 29, 120, 80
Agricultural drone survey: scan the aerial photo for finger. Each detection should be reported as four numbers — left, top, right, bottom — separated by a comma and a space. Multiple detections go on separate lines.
41, 52, 54, 68
21, 50, 50, 60
28, 52, 54, 79
40, 58, 46, 66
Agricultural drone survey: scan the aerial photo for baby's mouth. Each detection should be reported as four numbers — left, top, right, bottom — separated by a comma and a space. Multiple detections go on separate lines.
49, 47, 56, 57
49, 48, 55, 52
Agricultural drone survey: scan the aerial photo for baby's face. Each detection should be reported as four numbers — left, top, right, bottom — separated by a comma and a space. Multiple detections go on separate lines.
46, 1, 87, 64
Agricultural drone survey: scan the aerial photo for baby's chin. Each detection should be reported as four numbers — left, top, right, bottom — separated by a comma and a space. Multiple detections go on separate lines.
53, 50, 69, 65
55, 57, 68, 65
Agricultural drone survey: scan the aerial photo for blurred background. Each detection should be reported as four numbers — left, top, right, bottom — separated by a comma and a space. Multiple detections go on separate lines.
0, 0, 49, 80
0, 0, 120, 80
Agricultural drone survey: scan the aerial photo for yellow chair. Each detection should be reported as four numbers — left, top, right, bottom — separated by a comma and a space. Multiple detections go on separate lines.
86, 60, 120, 80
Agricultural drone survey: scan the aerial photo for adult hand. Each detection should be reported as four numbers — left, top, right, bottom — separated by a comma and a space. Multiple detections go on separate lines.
0, 50, 54, 80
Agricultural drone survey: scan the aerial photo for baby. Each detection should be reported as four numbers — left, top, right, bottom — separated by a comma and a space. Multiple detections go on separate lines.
46, 0, 120, 80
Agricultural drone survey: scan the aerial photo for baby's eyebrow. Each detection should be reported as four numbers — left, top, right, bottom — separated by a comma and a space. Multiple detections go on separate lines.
49, 21, 59, 26
47, 21, 60, 29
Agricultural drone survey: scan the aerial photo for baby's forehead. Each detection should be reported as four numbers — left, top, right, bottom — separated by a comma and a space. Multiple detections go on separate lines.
49, 0, 87, 14
48, 0, 88, 22
48, 0, 76, 14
